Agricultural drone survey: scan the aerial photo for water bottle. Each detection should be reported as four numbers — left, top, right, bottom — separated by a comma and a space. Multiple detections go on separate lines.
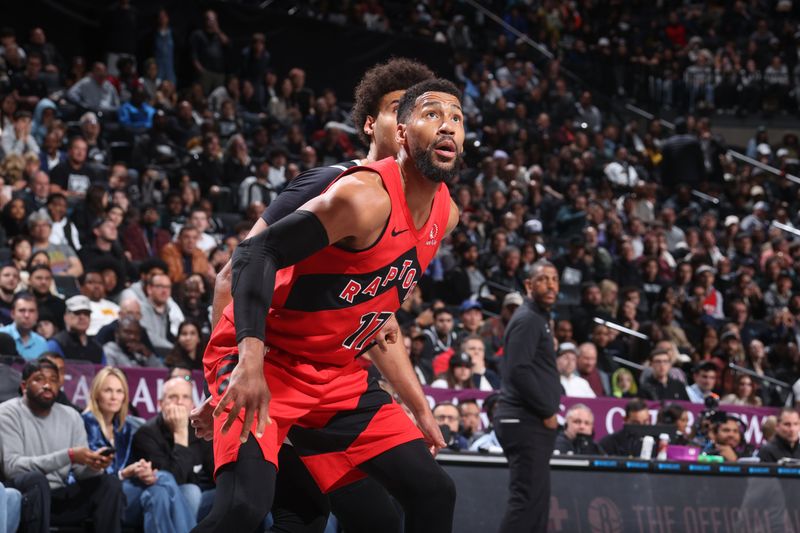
656, 433, 670, 460
640, 435, 655, 459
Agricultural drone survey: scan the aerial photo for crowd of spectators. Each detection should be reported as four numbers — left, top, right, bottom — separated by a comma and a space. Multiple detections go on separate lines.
306, 0, 800, 116
0, 1, 797, 530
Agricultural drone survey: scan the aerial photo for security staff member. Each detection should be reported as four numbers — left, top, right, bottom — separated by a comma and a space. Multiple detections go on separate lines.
495, 260, 561, 533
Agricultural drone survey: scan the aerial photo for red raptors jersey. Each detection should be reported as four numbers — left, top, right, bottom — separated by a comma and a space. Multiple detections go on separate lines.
224, 156, 452, 366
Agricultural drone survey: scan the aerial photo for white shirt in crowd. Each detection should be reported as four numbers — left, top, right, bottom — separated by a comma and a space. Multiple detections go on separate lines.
560, 374, 596, 398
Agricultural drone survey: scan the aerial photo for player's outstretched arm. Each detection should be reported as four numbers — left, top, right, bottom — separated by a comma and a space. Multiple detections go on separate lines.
211, 218, 269, 328
215, 172, 391, 443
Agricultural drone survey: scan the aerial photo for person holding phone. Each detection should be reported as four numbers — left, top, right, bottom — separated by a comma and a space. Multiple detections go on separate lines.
0, 358, 125, 532
82, 367, 195, 532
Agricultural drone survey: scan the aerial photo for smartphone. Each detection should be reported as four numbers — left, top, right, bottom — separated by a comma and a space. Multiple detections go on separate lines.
99, 447, 116, 457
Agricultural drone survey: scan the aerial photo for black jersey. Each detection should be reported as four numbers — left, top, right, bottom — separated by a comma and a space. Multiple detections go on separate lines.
261, 160, 359, 225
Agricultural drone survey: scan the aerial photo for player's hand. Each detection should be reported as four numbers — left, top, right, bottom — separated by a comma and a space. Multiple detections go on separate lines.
543, 415, 559, 430
417, 411, 446, 456
213, 345, 272, 443
373, 314, 399, 352
190, 397, 216, 441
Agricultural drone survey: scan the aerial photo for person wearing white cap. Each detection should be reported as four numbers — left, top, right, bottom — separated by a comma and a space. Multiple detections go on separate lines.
724, 215, 740, 228
695, 265, 724, 319
556, 343, 596, 398
740, 200, 769, 233
46, 295, 105, 364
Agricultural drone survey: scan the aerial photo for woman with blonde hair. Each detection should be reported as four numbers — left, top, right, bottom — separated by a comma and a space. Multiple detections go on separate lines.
611, 368, 638, 398
598, 279, 619, 317
82, 367, 195, 532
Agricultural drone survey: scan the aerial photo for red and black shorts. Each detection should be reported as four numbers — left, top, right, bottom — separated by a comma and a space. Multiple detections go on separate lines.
204, 314, 423, 493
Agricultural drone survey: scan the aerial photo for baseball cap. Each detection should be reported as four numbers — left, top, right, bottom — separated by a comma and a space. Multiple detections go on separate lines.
449, 352, 473, 368
503, 292, 524, 307
524, 219, 543, 234
724, 215, 740, 227
756, 143, 772, 156
459, 300, 482, 313
720, 330, 740, 342
557, 342, 577, 356
750, 185, 765, 197
493, 149, 509, 160
776, 148, 789, 158
66, 295, 92, 314
695, 265, 716, 276
753, 201, 769, 212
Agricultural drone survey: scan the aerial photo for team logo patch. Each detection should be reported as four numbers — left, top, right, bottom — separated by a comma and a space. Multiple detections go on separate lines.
426, 223, 439, 246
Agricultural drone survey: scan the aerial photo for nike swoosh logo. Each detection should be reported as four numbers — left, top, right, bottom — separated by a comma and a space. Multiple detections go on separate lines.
391, 228, 409, 237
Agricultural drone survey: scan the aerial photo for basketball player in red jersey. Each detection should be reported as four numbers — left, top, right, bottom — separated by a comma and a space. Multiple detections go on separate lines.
192, 59, 441, 532
194, 79, 464, 533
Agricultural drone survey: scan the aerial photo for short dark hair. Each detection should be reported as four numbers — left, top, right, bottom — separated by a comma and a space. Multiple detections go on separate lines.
529, 259, 556, 279
396, 78, 461, 125
78, 269, 102, 286
432, 402, 458, 414
22, 357, 59, 381
11, 292, 36, 309
139, 257, 169, 277
694, 361, 718, 374
28, 264, 52, 277
649, 348, 671, 361
67, 135, 87, 149
351, 58, 435, 145
179, 224, 198, 236
41, 350, 64, 362
778, 407, 799, 422
458, 399, 480, 414
460, 334, 483, 351
433, 308, 453, 320
46, 192, 67, 204
625, 399, 649, 418
0, 263, 19, 274
657, 403, 686, 425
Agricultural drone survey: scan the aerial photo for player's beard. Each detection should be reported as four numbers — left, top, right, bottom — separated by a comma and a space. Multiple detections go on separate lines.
412, 139, 462, 184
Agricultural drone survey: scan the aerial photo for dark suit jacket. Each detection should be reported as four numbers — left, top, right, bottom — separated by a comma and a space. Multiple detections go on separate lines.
130, 413, 214, 489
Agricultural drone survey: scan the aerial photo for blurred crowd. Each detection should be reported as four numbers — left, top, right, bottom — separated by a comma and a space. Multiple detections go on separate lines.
306, 0, 800, 115
0, 0, 796, 530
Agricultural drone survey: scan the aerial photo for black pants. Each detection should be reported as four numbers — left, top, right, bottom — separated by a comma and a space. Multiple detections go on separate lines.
8, 471, 124, 533
271, 444, 331, 533
330, 477, 402, 533
495, 414, 557, 533
194, 436, 455, 533
7, 471, 50, 533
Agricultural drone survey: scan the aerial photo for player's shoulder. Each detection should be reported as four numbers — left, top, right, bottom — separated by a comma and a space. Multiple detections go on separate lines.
322, 168, 391, 223
288, 160, 360, 189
